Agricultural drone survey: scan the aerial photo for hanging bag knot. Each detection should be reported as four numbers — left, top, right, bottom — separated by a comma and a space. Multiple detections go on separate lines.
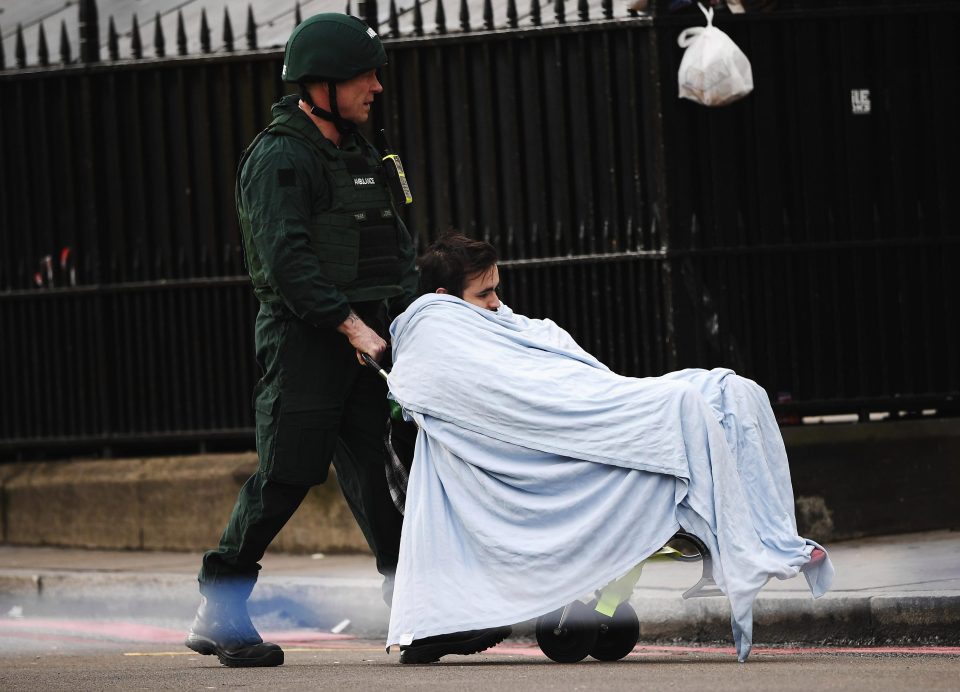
677, 3, 753, 107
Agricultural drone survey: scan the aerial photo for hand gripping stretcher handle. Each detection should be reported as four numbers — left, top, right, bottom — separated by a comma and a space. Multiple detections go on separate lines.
361, 352, 390, 382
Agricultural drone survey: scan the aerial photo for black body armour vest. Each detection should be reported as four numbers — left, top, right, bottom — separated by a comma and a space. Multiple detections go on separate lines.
237, 109, 407, 306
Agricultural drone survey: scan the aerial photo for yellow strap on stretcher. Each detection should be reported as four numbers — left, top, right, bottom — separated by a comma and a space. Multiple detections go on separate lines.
594, 546, 682, 616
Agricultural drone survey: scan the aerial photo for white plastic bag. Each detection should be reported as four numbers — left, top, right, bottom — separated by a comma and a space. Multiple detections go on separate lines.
677, 3, 753, 107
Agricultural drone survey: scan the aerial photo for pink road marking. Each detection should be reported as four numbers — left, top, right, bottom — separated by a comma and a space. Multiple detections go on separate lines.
0, 630, 112, 646
487, 642, 960, 658
262, 630, 356, 644
0, 619, 185, 643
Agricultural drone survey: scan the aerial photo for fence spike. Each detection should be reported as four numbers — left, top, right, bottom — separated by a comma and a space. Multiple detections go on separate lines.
295, 1, 303, 26
412, 0, 424, 36
530, 0, 541, 26
578, 0, 588, 21
200, 9, 211, 53
107, 16, 119, 60
507, 0, 518, 28
246, 5, 257, 49
460, 0, 470, 31
37, 24, 49, 66
130, 14, 142, 59
346, 1, 352, 16
14, 24, 26, 68
483, 0, 493, 29
154, 12, 165, 58
78, 0, 101, 63
177, 10, 187, 55
58, 20, 71, 64
435, 0, 446, 34
601, 0, 612, 19
223, 8, 234, 52
388, 0, 399, 37
554, 0, 565, 24
0, 24, 5, 70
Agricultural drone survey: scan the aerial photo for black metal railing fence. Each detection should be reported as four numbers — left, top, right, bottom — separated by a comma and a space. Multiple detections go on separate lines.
1, 0, 958, 459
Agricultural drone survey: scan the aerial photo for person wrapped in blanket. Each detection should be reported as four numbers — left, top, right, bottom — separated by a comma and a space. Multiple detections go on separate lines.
385, 232, 834, 664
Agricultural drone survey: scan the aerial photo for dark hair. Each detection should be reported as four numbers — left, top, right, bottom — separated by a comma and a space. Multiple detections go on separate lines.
418, 232, 499, 297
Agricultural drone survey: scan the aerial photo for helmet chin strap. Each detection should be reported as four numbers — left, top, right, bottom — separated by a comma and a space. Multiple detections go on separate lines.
300, 83, 356, 135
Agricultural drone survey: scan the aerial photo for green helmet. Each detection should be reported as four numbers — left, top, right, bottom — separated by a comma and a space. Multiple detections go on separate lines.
282, 13, 387, 83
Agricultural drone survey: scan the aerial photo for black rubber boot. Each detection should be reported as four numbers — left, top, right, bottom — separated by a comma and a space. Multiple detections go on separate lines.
185, 595, 284, 667
399, 626, 512, 664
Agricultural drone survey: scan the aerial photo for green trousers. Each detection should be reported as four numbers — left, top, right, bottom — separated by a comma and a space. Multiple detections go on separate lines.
198, 303, 403, 597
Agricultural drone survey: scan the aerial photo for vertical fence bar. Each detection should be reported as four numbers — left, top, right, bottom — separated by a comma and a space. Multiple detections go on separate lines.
104, 290, 121, 441
191, 65, 218, 275
494, 39, 524, 259
517, 35, 547, 260
101, 74, 126, 282
566, 32, 593, 255
470, 41, 500, 247
0, 299, 11, 441
167, 67, 195, 278
86, 288, 106, 441
0, 96, 8, 288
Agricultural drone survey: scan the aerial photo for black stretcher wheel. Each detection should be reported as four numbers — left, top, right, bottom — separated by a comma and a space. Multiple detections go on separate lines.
667, 531, 709, 562
535, 601, 598, 663
588, 600, 640, 662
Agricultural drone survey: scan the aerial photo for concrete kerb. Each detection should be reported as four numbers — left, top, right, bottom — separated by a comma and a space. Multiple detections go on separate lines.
869, 593, 960, 641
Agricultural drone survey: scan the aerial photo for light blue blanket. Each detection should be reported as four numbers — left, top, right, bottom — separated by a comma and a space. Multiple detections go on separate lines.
385, 294, 834, 661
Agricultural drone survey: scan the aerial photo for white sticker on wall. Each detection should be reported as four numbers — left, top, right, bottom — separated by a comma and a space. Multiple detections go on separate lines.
851, 89, 871, 115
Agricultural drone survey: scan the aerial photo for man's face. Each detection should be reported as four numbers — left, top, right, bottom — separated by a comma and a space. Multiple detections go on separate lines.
335, 69, 383, 123
461, 265, 501, 311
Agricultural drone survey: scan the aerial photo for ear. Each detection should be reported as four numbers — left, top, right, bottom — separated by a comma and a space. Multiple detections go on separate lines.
435, 288, 448, 295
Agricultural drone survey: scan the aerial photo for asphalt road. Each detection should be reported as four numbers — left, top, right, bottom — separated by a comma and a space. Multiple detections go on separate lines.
1, 629, 958, 691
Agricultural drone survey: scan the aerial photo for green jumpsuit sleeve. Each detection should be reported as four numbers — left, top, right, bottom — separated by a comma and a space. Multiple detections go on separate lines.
240, 136, 352, 329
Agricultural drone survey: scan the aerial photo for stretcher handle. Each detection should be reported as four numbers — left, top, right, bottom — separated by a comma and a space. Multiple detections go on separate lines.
361, 352, 390, 381
361, 352, 406, 423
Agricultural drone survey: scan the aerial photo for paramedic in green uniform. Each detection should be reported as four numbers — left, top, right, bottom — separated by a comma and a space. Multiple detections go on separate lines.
185, 14, 417, 667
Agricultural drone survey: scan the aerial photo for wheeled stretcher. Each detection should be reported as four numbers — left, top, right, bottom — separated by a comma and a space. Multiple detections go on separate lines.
534, 531, 717, 663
